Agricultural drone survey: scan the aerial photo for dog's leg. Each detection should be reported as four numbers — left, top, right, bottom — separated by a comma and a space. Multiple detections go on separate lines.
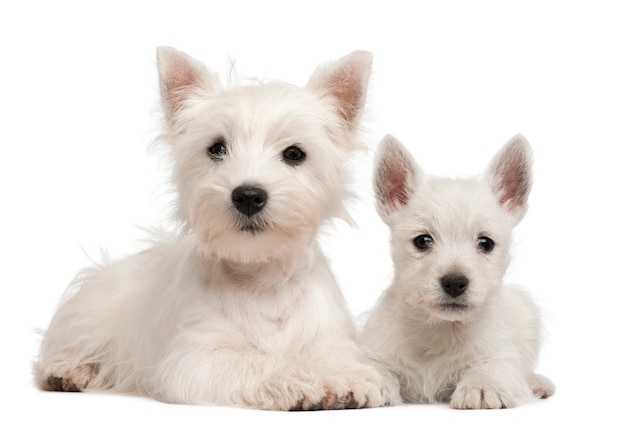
35, 265, 123, 393
528, 373, 556, 399
38, 361, 96, 392
153, 343, 326, 410
449, 360, 533, 409
152, 328, 397, 410
290, 339, 403, 409
450, 381, 513, 409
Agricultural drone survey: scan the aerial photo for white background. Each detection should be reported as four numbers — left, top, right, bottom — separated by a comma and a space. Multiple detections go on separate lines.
2, 1, 625, 428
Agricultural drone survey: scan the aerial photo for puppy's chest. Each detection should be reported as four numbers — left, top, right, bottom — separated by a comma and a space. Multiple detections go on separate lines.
205, 256, 341, 353
246, 293, 300, 328
403, 325, 477, 390
221, 278, 325, 344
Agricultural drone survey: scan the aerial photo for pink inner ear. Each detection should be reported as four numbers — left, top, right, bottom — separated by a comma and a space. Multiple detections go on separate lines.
163, 61, 200, 111
327, 65, 362, 126
380, 163, 410, 209
496, 159, 529, 212
499, 175, 518, 207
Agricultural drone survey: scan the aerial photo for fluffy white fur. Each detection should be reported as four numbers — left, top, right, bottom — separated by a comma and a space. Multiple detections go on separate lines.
362, 134, 555, 409
35, 47, 400, 410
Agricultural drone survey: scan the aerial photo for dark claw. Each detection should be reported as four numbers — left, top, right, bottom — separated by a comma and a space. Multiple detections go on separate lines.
47, 375, 80, 392
47, 376, 64, 391
345, 392, 360, 409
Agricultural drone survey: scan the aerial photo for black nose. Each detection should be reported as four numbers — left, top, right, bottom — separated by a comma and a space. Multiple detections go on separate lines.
231, 186, 268, 217
440, 273, 469, 298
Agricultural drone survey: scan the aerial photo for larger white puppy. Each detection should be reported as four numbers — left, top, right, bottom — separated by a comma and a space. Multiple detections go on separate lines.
36, 47, 398, 410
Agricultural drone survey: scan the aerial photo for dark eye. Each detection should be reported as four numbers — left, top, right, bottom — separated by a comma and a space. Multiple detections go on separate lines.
282, 145, 306, 165
207, 136, 227, 159
413, 234, 434, 251
478, 236, 495, 253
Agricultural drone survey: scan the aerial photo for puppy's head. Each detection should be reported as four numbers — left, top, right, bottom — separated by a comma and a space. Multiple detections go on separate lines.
156, 47, 372, 263
374, 134, 532, 322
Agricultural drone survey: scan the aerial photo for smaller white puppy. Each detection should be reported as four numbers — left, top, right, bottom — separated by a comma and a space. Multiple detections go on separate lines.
362, 134, 555, 409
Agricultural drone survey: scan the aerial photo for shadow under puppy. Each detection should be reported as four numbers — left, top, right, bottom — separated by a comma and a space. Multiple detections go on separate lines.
35, 47, 400, 410
362, 134, 555, 408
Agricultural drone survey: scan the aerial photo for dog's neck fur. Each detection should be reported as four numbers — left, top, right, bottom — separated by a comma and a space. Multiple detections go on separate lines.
390, 297, 481, 366
199, 240, 319, 294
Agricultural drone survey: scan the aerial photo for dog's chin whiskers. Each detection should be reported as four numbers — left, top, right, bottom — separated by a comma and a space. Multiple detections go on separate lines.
439, 302, 468, 312
240, 225, 264, 234
236, 218, 269, 234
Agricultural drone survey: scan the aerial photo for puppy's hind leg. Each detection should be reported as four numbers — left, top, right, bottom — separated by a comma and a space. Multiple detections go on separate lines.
528, 373, 555, 399
38, 361, 96, 392
35, 265, 123, 393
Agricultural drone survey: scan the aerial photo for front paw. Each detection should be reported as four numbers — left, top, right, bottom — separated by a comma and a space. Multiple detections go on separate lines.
291, 388, 360, 411
290, 365, 400, 410
450, 384, 515, 409
528, 373, 555, 399
368, 367, 402, 407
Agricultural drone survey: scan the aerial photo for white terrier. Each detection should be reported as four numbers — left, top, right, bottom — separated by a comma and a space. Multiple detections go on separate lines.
35, 47, 399, 410
362, 134, 555, 408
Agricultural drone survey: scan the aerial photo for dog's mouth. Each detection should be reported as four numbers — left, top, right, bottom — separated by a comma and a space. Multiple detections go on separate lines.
438, 302, 468, 312
240, 224, 264, 234
431, 302, 471, 322
237, 217, 268, 234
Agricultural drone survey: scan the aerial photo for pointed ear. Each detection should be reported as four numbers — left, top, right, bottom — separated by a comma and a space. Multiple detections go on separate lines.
307, 51, 372, 130
485, 134, 533, 223
373, 134, 421, 224
156, 46, 222, 124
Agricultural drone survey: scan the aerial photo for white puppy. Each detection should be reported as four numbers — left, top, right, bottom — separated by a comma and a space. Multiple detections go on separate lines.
362, 134, 555, 408
35, 47, 399, 410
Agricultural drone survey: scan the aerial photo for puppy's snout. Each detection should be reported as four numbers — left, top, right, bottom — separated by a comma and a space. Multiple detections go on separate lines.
231, 185, 268, 217
440, 273, 468, 298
